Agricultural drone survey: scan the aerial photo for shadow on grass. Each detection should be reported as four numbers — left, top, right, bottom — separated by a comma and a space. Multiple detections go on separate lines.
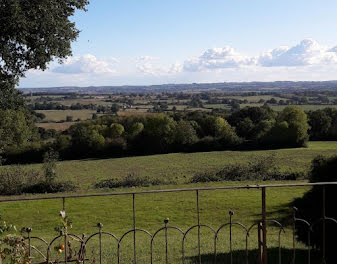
186, 247, 320, 264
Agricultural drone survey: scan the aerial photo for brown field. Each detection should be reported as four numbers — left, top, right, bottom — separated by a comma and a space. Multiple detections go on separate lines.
36, 122, 77, 131
36, 109, 97, 122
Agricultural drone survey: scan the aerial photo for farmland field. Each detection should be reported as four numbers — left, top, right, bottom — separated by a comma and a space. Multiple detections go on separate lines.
36, 109, 97, 122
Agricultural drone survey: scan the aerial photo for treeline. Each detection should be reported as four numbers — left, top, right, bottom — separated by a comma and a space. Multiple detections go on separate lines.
1, 105, 307, 163
3, 104, 337, 164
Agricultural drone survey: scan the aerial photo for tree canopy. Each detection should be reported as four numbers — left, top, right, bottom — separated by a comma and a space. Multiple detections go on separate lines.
0, 0, 89, 84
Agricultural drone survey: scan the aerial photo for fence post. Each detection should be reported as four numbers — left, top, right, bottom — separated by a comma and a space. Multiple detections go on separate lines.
322, 185, 326, 264
261, 187, 267, 264
132, 193, 137, 264
196, 190, 201, 264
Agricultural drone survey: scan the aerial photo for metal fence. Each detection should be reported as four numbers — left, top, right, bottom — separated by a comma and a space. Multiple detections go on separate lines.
1, 182, 337, 264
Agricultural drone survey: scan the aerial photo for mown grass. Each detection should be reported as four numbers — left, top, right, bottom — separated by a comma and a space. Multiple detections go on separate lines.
0, 181, 311, 263
1, 141, 336, 263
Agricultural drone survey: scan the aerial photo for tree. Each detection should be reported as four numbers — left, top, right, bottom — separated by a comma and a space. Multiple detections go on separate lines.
111, 104, 120, 114
43, 149, 59, 184
128, 122, 144, 138
0, 82, 25, 110
261, 106, 309, 147
107, 123, 125, 138
174, 120, 198, 146
0, 0, 89, 84
0, 109, 38, 148
142, 114, 176, 152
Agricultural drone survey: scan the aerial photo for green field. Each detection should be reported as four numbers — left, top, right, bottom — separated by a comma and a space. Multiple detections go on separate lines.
1, 141, 336, 263
4, 141, 334, 190
0, 181, 312, 263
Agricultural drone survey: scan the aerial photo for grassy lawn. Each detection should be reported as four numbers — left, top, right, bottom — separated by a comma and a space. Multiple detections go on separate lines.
1, 142, 335, 263
0, 181, 312, 263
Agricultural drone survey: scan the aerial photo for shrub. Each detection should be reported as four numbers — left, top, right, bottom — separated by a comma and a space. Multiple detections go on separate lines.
95, 173, 175, 189
190, 155, 306, 183
0, 166, 41, 195
293, 155, 337, 262
190, 171, 220, 183
23, 181, 76, 194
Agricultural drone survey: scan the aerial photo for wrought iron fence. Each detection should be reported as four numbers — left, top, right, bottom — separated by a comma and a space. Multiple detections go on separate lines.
1, 182, 337, 264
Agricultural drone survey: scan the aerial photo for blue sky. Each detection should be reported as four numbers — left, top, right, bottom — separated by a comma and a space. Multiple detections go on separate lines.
20, 0, 337, 87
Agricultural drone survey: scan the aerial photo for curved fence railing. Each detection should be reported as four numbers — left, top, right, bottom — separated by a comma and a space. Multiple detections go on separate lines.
1, 182, 337, 264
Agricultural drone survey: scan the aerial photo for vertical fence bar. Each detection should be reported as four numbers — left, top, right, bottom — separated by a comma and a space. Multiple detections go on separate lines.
258, 222, 262, 264
229, 210, 233, 264
98, 223, 103, 264
261, 187, 267, 264
27, 228, 32, 258
164, 218, 169, 264
292, 208, 296, 264
308, 229, 311, 264
132, 193, 137, 264
62, 197, 67, 264
196, 190, 201, 264
322, 185, 326, 264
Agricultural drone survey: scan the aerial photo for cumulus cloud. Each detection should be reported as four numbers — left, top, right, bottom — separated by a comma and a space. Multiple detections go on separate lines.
184, 46, 256, 72
258, 38, 337, 67
53, 54, 117, 74
136, 55, 182, 75
183, 39, 337, 72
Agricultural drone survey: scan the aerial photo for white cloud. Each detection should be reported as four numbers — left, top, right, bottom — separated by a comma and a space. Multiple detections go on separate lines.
183, 39, 337, 72
136, 56, 157, 62
53, 54, 117, 74
259, 38, 337, 67
136, 55, 182, 75
19, 39, 337, 88
184, 46, 256, 72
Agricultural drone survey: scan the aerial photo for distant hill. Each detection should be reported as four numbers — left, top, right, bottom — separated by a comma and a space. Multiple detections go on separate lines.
19, 81, 337, 94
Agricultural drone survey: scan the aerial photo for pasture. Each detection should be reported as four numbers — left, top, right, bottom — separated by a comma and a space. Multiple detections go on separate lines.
1, 142, 336, 263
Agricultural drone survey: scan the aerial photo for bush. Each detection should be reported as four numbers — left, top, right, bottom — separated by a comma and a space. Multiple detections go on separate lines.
190, 155, 306, 183
190, 171, 220, 183
293, 155, 337, 262
23, 181, 76, 193
95, 173, 175, 189
0, 161, 76, 195
0, 166, 41, 195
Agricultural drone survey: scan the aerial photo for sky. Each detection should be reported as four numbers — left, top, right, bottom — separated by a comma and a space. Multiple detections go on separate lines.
19, 0, 337, 88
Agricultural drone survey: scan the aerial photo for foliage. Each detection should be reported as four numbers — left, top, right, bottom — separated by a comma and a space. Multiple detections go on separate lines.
190, 155, 305, 183
95, 173, 174, 189
0, 109, 39, 149
261, 106, 309, 147
43, 149, 59, 184
0, 164, 75, 196
107, 123, 125, 138
293, 155, 337, 261
174, 120, 198, 146
0, 216, 29, 264
0, 83, 25, 111
0, 0, 89, 83
308, 108, 337, 140
0, 166, 41, 195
